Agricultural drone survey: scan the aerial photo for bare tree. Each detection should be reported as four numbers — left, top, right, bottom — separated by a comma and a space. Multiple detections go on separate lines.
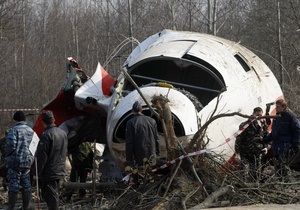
207, 0, 217, 35
1, 0, 300, 130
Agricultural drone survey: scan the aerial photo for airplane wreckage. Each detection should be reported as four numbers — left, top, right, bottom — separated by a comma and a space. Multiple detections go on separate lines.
33, 29, 283, 181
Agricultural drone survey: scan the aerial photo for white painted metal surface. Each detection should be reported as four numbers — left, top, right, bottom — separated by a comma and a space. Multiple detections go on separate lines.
75, 29, 283, 166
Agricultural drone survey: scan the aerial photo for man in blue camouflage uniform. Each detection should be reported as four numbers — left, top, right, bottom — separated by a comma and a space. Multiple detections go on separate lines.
5, 111, 35, 210
264, 99, 300, 178
235, 107, 269, 181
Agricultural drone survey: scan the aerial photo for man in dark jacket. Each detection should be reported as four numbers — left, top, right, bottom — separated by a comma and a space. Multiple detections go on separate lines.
125, 101, 160, 167
235, 107, 269, 181
5, 111, 35, 210
36, 110, 68, 210
264, 99, 300, 177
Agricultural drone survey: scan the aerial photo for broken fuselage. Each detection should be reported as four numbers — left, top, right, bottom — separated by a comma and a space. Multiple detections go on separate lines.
74, 29, 282, 167
33, 30, 282, 170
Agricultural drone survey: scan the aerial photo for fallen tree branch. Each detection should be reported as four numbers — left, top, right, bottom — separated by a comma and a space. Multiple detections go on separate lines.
181, 186, 201, 210
163, 159, 182, 197
188, 185, 234, 209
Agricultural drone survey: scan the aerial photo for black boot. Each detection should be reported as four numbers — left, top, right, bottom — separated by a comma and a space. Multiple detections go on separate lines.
22, 191, 32, 210
8, 192, 18, 210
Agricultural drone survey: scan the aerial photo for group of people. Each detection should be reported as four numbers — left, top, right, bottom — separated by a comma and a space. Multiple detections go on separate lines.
2, 98, 300, 209
235, 99, 300, 181
2, 101, 157, 210
3, 110, 68, 210
125, 98, 300, 184
2, 110, 93, 209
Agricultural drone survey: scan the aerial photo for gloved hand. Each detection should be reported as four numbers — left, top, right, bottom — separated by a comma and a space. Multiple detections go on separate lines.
150, 159, 156, 166
125, 165, 132, 173
261, 148, 268, 155
124, 160, 134, 173
143, 157, 149, 164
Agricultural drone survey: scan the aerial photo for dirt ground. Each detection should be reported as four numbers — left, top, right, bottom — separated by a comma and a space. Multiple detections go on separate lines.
199, 204, 300, 210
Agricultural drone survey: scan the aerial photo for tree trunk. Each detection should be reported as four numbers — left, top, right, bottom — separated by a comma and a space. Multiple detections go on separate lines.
277, 0, 284, 90
152, 96, 177, 160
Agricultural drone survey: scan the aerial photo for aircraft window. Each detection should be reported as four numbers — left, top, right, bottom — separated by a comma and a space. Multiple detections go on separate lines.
234, 54, 251, 72
126, 57, 225, 106
113, 109, 185, 143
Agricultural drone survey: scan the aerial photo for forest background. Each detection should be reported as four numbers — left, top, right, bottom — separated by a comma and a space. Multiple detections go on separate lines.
0, 0, 300, 133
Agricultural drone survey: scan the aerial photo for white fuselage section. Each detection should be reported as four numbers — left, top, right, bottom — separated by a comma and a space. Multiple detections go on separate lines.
75, 30, 283, 167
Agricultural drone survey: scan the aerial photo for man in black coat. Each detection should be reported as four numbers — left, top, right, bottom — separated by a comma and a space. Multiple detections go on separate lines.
36, 110, 68, 210
125, 101, 160, 167
264, 99, 300, 177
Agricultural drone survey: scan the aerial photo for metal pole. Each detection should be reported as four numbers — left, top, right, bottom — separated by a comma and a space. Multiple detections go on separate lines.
128, 0, 133, 51
35, 157, 40, 210
121, 68, 159, 118
92, 139, 96, 204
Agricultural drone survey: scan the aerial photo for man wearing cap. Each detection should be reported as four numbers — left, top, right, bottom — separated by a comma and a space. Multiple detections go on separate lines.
5, 111, 35, 210
125, 101, 160, 168
36, 110, 68, 210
